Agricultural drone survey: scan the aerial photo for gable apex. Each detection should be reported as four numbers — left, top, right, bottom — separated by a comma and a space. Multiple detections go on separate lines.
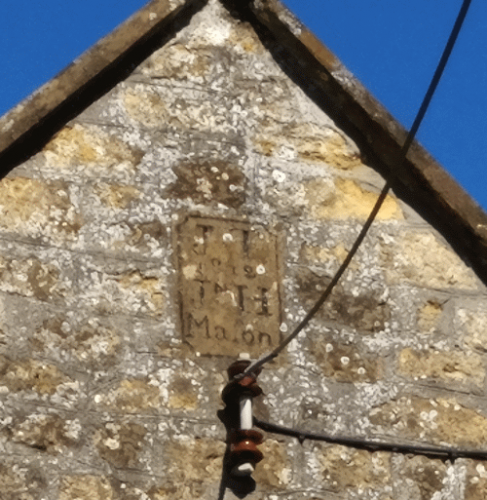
0, 0, 486, 281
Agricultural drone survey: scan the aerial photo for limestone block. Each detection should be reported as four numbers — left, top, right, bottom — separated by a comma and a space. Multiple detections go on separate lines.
139, 43, 213, 80
94, 379, 161, 413
0, 356, 71, 395
0, 256, 60, 302
59, 475, 113, 500
176, 215, 282, 357
300, 243, 359, 271
123, 88, 169, 129
380, 232, 478, 289
0, 177, 82, 238
403, 456, 447, 500
167, 376, 198, 410
0, 462, 45, 500
31, 316, 120, 366
417, 301, 443, 333
311, 444, 390, 492
254, 121, 363, 169
305, 178, 403, 220
43, 124, 144, 173
9, 413, 79, 454
94, 183, 141, 209
465, 461, 487, 500
78, 265, 165, 318
369, 396, 487, 446
122, 85, 246, 136
228, 22, 265, 54
148, 438, 225, 499
398, 348, 484, 386
94, 421, 147, 468
297, 267, 390, 333
311, 339, 383, 383
456, 308, 487, 353
253, 439, 291, 489
167, 159, 247, 209
83, 218, 169, 259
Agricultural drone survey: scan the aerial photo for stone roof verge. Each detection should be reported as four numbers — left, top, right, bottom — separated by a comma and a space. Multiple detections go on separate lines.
244, 0, 487, 282
0, 0, 205, 166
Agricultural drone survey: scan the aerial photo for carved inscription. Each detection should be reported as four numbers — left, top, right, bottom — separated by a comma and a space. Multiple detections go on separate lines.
177, 216, 282, 356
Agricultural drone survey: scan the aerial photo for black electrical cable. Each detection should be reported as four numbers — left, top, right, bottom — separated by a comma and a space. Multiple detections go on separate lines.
254, 417, 487, 461
240, 0, 473, 380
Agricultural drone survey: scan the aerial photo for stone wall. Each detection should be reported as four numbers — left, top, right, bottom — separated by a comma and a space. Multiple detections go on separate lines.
0, 1, 486, 499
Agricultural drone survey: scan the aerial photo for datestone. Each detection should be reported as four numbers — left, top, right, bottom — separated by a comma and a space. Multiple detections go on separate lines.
176, 215, 282, 356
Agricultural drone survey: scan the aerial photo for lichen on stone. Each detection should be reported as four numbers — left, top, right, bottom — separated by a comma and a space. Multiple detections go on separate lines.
0, 356, 70, 395
94, 421, 147, 467
398, 347, 484, 387
43, 124, 144, 171
97, 379, 161, 412
369, 396, 487, 446
9, 413, 79, 454
315, 444, 391, 492
0, 177, 83, 238
59, 475, 113, 500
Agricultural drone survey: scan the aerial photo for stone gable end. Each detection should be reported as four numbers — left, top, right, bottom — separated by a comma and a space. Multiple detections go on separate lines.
0, 1, 485, 499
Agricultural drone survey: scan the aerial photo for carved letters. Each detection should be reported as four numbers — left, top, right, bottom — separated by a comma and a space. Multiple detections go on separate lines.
176, 215, 282, 356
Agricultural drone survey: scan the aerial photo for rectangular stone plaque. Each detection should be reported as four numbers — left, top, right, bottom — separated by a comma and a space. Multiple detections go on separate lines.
176, 215, 282, 356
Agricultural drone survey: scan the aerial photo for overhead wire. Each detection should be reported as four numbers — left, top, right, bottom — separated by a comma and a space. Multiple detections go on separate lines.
254, 417, 487, 461
240, 0, 473, 380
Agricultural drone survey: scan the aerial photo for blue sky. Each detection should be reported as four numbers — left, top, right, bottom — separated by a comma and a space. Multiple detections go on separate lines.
1, 0, 484, 209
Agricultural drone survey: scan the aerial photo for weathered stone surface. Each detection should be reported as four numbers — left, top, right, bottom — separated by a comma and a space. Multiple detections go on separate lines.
123, 87, 170, 129
311, 338, 383, 383
465, 461, 487, 500
369, 396, 487, 446
253, 439, 291, 489
151, 438, 225, 499
380, 232, 478, 289
312, 444, 390, 492
0, 463, 45, 500
297, 267, 390, 333
95, 421, 146, 467
59, 475, 113, 500
0, 356, 70, 395
417, 300, 443, 333
79, 267, 165, 317
32, 317, 120, 365
0, 0, 486, 498
95, 379, 161, 412
168, 376, 198, 410
398, 348, 484, 387
94, 183, 141, 209
456, 307, 487, 353
300, 242, 359, 271
254, 122, 363, 169
305, 178, 403, 220
0, 256, 60, 301
140, 43, 213, 80
121, 83, 247, 135
43, 124, 144, 171
0, 177, 82, 237
167, 160, 247, 208
8, 413, 79, 454
403, 456, 447, 500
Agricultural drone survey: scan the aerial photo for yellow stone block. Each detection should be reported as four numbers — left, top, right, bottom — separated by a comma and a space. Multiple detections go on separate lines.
305, 178, 403, 220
